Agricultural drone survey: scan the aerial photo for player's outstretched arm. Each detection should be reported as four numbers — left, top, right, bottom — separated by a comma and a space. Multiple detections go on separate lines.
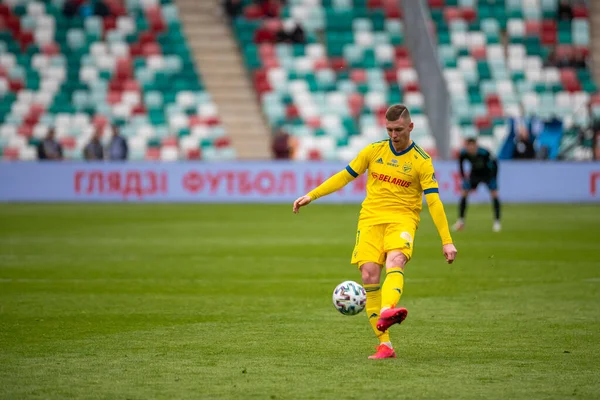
425, 192, 458, 264
292, 169, 355, 214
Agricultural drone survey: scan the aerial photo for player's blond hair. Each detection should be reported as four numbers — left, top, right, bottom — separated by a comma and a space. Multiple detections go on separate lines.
385, 104, 411, 122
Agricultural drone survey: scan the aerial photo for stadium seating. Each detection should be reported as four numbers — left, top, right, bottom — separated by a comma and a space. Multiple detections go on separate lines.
233, 0, 437, 160
431, 0, 595, 157
233, 0, 596, 159
0, 0, 234, 161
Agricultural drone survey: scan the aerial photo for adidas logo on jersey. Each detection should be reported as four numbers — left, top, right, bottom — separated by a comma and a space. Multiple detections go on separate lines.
376, 158, 384, 164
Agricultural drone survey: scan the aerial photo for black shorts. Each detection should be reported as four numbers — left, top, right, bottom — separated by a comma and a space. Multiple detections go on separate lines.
463, 176, 498, 191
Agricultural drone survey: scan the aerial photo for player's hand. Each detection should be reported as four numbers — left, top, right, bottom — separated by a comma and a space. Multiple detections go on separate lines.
293, 195, 312, 214
443, 243, 458, 264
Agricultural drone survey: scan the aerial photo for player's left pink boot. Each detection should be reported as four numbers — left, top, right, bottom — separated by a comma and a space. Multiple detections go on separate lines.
368, 344, 396, 359
376, 307, 408, 332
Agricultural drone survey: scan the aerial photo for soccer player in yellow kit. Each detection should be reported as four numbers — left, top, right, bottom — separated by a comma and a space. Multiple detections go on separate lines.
293, 104, 458, 359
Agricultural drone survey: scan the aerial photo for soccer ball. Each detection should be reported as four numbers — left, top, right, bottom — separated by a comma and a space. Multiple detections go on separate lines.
332, 280, 366, 316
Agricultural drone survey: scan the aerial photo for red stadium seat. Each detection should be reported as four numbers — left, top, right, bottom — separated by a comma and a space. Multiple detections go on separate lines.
286, 104, 300, 119
330, 58, 348, 71
488, 105, 503, 119
313, 58, 329, 70
395, 57, 413, 69
485, 94, 501, 107
560, 68, 581, 92
474, 115, 491, 130
186, 148, 201, 160
132, 104, 146, 115
525, 20, 541, 36
61, 137, 76, 150
384, 69, 397, 83
0, 4, 10, 16
145, 148, 160, 160
394, 46, 409, 58
541, 20, 557, 32
254, 27, 275, 43
188, 115, 204, 127
262, 57, 279, 68
107, 91, 121, 105
348, 93, 364, 116
162, 136, 178, 147
541, 32, 556, 45
42, 43, 60, 56
9, 80, 24, 92
367, 0, 384, 8
306, 116, 321, 128
214, 137, 231, 148
259, 44, 275, 59
103, 16, 117, 32
18, 124, 33, 137
206, 117, 220, 126
93, 115, 109, 129
590, 94, 600, 105
404, 81, 420, 92
142, 43, 161, 56
470, 46, 486, 60
350, 69, 367, 83
244, 4, 264, 19
573, 5, 588, 18
443, 7, 461, 22
3, 147, 19, 160
461, 8, 477, 23
308, 149, 322, 160
123, 80, 139, 91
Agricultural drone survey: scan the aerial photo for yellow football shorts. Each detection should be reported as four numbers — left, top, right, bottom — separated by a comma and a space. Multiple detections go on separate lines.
351, 222, 417, 267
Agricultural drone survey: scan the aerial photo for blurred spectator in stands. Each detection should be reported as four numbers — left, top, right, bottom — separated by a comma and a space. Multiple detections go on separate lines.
83, 129, 104, 160
545, 50, 558, 68
93, 0, 111, 17
272, 130, 292, 159
557, 51, 573, 68
572, 49, 587, 69
594, 132, 600, 161
62, 0, 83, 17
512, 125, 536, 159
276, 20, 306, 44
557, 0, 573, 21
107, 126, 128, 161
223, 0, 243, 21
37, 129, 63, 160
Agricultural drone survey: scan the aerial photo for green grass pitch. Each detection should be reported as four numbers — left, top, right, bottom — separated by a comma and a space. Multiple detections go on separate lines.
1, 203, 599, 399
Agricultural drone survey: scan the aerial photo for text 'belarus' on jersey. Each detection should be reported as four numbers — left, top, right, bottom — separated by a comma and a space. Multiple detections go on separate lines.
346, 140, 438, 226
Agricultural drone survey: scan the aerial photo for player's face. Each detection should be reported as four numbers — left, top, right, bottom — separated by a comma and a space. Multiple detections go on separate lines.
466, 141, 477, 155
386, 118, 413, 144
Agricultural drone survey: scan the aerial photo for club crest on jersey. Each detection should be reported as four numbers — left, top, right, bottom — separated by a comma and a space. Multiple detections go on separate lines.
376, 158, 384, 164
403, 162, 413, 173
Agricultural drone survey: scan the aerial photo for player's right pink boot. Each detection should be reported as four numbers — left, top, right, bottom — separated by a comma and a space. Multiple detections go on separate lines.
376, 307, 408, 332
368, 344, 396, 359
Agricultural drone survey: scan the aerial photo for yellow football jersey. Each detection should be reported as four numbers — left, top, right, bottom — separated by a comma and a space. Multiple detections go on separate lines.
346, 139, 438, 226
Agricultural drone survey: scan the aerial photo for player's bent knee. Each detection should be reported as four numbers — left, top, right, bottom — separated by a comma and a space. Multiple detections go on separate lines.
360, 262, 381, 284
386, 252, 408, 270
